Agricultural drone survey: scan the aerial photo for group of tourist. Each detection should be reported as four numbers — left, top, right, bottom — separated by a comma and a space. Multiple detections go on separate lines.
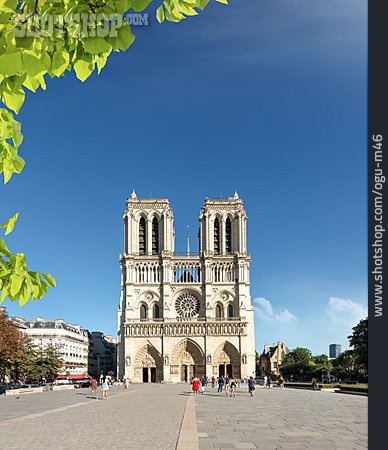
263, 374, 285, 389
90, 376, 110, 400
191, 375, 257, 397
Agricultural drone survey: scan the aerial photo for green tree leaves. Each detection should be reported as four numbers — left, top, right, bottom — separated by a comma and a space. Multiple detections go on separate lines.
0, 212, 19, 235
42, 273, 56, 287
83, 36, 112, 55
348, 318, 368, 370
0, 108, 24, 184
51, 49, 70, 77
0, 51, 23, 76
74, 57, 95, 82
0, 247, 57, 306
1, 82, 25, 113
156, 5, 165, 23
132, 0, 153, 12
0, 209, 56, 306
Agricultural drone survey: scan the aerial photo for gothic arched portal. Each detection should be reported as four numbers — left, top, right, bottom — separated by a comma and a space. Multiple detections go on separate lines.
213, 341, 241, 379
134, 344, 163, 383
170, 339, 205, 382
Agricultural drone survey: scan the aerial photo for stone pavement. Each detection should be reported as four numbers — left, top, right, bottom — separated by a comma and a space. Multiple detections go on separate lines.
0, 384, 187, 449
0, 384, 367, 450
195, 386, 368, 449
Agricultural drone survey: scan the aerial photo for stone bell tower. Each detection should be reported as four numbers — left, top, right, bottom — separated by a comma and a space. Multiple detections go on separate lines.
123, 190, 174, 256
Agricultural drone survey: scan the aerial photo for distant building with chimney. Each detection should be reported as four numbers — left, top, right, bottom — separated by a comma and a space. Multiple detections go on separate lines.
258, 342, 289, 377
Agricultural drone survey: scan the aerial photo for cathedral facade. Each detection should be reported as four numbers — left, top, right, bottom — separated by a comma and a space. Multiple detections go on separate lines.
117, 192, 255, 383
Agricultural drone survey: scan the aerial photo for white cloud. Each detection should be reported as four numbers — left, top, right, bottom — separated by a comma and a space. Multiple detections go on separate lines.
326, 297, 367, 326
254, 297, 297, 323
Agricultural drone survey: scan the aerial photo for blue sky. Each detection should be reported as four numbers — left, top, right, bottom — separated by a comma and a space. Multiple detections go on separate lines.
2, 0, 367, 355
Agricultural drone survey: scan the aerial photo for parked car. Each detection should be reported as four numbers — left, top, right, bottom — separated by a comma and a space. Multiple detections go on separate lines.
54, 379, 72, 385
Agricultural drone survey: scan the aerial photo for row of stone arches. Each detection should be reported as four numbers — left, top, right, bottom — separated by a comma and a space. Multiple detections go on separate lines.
132, 339, 241, 383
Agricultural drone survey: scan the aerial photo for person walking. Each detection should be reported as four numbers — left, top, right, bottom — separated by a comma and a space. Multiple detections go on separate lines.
91, 377, 98, 398
124, 378, 129, 389
278, 374, 285, 389
200, 376, 207, 394
248, 376, 255, 397
267, 375, 272, 389
217, 376, 224, 393
101, 377, 109, 400
211, 377, 215, 388
192, 376, 200, 396
225, 376, 231, 397
230, 378, 237, 397
263, 375, 268, 388
311, 377, 318, 391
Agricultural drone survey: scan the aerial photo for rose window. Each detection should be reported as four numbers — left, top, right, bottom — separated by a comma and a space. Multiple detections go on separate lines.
175, 293, 200, 318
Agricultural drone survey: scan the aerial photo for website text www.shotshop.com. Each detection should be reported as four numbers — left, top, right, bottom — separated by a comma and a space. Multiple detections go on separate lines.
372, 134, 384, 317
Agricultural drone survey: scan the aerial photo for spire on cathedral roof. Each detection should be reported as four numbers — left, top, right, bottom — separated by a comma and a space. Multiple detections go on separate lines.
130, 190, 137, 199
233, 191, 239, 199
186, 226, 190, 256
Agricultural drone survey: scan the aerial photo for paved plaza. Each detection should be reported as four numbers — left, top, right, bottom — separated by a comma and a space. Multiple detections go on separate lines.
0, 384, 367, 450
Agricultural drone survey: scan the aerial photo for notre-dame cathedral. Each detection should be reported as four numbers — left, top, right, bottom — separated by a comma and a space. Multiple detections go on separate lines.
117, 192, 255, 382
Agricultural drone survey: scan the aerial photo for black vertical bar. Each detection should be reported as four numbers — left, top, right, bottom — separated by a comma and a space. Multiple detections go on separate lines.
369, 1, 388, 448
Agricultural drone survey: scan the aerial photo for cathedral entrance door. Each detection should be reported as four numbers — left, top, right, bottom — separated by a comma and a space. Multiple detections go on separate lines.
150, 367, 156, 383
181, 365, 188, 382
142, 368, 149, 383
172, 339, 206, 383
226, 364, 233, 378
219, 364, 225, 378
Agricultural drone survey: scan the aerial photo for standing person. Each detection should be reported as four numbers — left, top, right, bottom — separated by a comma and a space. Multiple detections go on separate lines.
278, 374, 285, 389
211, 377, 215, 388
263, 375, 268, 388
230, 378, 237, 397
225, 376, 231, 397
217, 376, 224, 393
200, 376, 207, 394
311, 377, 318, 391
101, 377, 109, 400
91, 377, 98, 398
124, 378, 129, 389
248, 376, 256, 397
267, 375, 272, 389
192, 376, 200, 396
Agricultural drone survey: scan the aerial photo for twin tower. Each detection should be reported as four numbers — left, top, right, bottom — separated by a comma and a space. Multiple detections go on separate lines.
117, 192, 255, 383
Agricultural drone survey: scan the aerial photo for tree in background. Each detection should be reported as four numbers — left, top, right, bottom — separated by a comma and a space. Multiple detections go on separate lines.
0, 306, 23, 381
311, 354, 332, 381
348, 318, 367, 371
332, 350, 355, 381
279, 347, 313, 380
33, 344, 63, 382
